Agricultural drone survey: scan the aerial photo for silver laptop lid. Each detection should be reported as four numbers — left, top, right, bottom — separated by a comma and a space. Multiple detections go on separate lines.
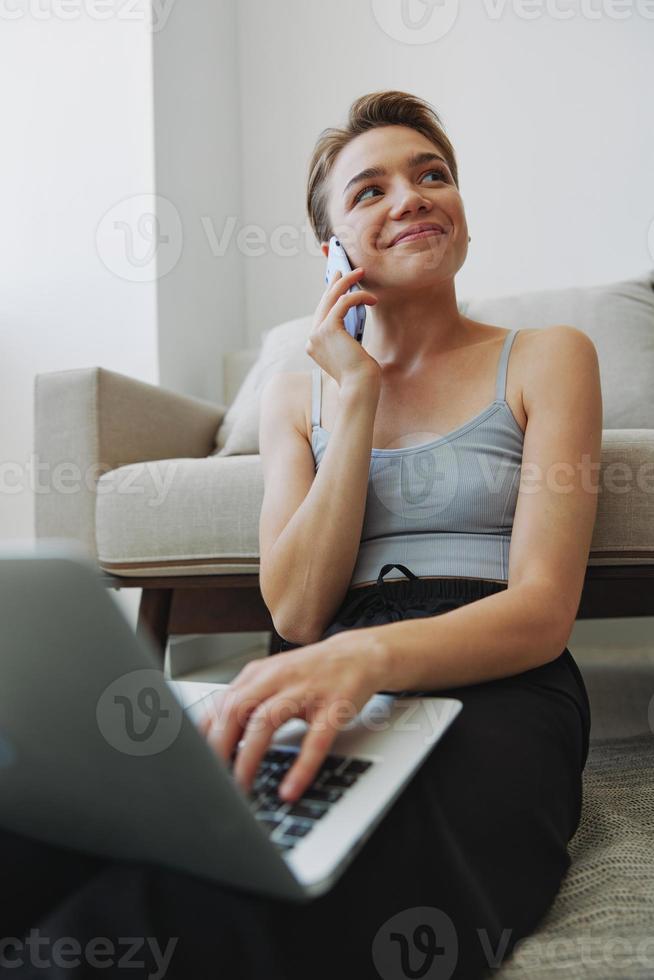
0, 542, 306, 902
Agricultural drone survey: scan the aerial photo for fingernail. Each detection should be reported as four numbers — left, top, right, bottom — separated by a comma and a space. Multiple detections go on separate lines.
280, 779, 296, 799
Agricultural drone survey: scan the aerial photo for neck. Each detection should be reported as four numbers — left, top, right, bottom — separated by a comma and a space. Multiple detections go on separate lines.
361, 277, 469, 377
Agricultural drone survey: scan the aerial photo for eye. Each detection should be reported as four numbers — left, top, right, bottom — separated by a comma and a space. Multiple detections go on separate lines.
353, 168, 450, 205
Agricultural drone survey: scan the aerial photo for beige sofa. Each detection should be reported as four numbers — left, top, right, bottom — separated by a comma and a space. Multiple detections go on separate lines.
34, 271, 654, 976
35, 271, 654, 656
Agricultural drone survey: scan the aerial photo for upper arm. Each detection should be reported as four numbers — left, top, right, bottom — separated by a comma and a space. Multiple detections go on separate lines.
507, 326, 603, 643
258, 371, 316, 607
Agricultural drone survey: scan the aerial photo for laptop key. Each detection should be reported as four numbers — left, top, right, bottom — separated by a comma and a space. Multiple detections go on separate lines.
256, 792, 290, 812
302, 786, 344, 804
287, 802, 327, 820
267, 749, 297, 764
264, 761, 287, 775
253, 773, 273, 789
284, 820, 314, 838
341, 758, 373, 775
319, 772, 359, 789
254, 813, 285, 831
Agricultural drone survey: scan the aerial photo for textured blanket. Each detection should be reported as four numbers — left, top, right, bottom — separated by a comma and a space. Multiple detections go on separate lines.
497, 733, 654, 979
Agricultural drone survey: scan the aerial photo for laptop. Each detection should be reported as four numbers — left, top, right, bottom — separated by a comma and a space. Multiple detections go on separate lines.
0, 541, 463, 903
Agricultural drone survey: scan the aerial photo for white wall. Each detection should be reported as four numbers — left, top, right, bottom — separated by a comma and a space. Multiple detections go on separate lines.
153, 0, 244, 405
0, 10, 160, 625
236, 0, 654, 344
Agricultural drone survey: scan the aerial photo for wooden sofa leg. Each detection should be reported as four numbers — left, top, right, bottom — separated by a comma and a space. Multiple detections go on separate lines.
137, 588, 173, 662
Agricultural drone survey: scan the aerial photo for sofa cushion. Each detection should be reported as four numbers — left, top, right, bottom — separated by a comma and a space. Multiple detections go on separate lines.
96, 431, 654, 575
96, 456, 264, 576
213, 270, 654, 456
212, 315, 314, 457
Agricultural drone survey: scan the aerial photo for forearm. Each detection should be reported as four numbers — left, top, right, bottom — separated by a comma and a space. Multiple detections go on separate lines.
362, 583, 570, 693
270, 376, 380, 644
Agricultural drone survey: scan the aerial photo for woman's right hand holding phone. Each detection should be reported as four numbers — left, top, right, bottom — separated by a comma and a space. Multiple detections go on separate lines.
306, 268, 381, 393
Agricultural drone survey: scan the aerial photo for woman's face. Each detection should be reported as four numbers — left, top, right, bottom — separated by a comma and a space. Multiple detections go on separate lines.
322, 124, 469, 290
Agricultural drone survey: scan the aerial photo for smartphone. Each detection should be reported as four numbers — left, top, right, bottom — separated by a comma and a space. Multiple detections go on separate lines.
324, 236, 366, 344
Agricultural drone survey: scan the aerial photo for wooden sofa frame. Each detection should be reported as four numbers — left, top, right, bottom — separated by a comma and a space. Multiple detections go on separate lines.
107, 565, 654, 663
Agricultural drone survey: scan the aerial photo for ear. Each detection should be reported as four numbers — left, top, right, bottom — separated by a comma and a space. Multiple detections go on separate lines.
320, 242, 329, 258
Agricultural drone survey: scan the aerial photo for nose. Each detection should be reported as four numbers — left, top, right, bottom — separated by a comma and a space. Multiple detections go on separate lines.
387, 181, 433, 220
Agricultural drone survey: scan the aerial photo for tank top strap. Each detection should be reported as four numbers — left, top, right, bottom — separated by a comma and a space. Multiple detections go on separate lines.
495, 328, 520, 402
311, 366, 322, 428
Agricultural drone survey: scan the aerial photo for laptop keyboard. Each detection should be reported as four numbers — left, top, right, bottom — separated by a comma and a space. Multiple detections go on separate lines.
228, 746, 374, 853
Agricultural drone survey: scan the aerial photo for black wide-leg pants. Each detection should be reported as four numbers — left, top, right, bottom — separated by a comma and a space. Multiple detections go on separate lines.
0, 566, 591, 980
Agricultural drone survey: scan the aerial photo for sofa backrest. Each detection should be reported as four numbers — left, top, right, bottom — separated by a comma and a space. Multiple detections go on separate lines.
462, 270, 654, 431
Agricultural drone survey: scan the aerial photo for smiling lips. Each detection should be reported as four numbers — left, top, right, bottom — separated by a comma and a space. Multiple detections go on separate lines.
389, 223, 448, 247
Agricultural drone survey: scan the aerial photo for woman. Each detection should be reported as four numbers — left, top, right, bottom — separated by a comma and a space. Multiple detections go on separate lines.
2, 91, 602, 980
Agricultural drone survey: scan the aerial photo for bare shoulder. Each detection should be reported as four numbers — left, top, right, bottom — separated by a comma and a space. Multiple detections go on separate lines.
260, 370, 313, 444
519, 325, 600, 415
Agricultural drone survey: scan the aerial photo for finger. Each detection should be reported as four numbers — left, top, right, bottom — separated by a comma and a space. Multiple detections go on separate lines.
205, 687, 253, 764
278, 711, 338, 803
200, 688, 233, 738
232, 695, 301, 797
316, 267, 365, 320
325, 291, 377, 328
200, 687, 232, 723
196, 713, 213, 738
332, 289, 377, 312
329, 267, 363, 289
206, 661, 292, 770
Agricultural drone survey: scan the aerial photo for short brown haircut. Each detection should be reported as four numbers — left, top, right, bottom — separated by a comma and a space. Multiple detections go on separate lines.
306, 90, 459, 246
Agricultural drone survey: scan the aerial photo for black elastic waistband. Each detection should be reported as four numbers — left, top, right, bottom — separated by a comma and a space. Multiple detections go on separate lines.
346, 563, 508, 607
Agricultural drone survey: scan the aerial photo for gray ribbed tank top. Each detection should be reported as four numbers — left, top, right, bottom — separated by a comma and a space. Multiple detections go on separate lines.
310, 329, 524, 586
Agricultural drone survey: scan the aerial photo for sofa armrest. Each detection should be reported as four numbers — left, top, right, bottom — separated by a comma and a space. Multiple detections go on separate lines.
34, 367, 226, 559
590, 428, 654, 563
